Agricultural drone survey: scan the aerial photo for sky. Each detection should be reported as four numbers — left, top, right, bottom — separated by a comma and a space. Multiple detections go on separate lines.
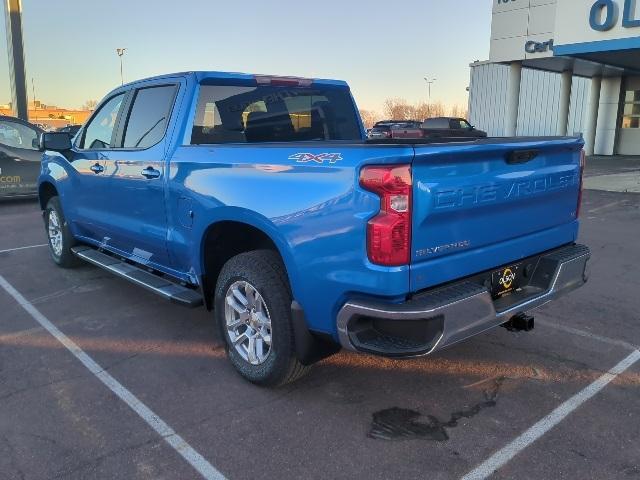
0, 0, 491, 114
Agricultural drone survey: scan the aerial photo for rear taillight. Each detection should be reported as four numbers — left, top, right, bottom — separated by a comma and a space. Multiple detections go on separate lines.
577, 149, 586, 217
360, 165, 412, 266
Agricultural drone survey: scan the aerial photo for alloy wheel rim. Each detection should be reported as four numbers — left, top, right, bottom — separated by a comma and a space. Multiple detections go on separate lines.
224, 280, 272, 365
48, 210, 63, 257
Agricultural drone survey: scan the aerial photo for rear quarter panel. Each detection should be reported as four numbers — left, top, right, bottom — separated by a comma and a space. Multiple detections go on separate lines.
166, 143, 415, 335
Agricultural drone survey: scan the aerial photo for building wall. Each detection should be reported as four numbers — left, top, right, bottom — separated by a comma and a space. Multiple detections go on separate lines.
467, 63, 508, 136
490, 0, 557, 63
469, 63, 589, 137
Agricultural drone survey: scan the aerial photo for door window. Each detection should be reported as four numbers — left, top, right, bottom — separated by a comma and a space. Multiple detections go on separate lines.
0, 120, 39, 150
123, 85, 177, 149
82, 93, 125, 149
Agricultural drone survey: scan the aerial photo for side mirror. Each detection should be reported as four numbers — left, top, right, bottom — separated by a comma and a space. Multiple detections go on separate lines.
40, 132, 72, 151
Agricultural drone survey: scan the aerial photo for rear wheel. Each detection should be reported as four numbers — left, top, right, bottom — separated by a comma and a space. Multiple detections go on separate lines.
45, 197, 81, 268
214, 250, 310, 386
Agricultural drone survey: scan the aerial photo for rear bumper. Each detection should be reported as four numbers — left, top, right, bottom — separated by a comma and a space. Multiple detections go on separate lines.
336, 244, 590, 357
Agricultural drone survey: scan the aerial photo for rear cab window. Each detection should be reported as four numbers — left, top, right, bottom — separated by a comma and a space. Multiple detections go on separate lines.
191, 79, 361, 144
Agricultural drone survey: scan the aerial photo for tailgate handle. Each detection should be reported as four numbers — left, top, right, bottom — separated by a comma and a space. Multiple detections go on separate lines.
507, 149, 539, 164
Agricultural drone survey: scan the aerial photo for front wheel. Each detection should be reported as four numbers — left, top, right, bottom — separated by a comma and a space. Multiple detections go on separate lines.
214, 250, 310, 386
44, 197, 81, 268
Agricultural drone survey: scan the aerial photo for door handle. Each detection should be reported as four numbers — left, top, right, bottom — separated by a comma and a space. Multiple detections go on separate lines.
90, 163, 104, 174
141, 166, 161, 179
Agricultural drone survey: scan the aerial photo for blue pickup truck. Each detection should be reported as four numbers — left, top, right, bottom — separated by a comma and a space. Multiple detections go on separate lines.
37, 71, 590, 386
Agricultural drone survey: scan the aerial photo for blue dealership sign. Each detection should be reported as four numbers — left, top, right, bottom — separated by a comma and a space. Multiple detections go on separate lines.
590, 0, 640, 31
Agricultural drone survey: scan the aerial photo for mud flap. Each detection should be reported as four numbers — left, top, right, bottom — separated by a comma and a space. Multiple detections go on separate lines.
291, 300, 341, 366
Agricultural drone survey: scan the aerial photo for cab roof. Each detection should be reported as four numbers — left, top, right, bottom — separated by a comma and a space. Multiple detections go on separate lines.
120, 71, 348, 89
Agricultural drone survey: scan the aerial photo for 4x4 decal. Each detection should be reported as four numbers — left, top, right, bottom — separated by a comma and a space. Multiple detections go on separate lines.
288, 153, 343, 164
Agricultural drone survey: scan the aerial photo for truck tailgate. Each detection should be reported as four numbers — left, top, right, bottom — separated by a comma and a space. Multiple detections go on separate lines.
410, 137, 584, 292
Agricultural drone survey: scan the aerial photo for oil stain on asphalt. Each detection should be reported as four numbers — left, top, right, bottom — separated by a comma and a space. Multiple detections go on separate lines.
368, 376, 505, 441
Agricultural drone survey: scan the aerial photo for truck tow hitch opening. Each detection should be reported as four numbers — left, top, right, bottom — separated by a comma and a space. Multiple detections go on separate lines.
502, 312, 535, 332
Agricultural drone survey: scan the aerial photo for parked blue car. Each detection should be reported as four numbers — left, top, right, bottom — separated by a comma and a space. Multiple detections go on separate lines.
38, 71, 590, 386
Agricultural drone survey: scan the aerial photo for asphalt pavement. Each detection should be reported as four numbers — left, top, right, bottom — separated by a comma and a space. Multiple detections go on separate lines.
0, 176, 639, 479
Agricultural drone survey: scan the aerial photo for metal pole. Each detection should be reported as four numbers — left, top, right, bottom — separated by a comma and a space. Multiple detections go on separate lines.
4, 0, 28, 120
424, 77, 436, 102
424, 77, 436, 118
32, 77, 37, 121
116, 48, 126, 85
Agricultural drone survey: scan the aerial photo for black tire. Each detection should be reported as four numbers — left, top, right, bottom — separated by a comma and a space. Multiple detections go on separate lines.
44, 196, 81, 268
214, 250, 310, 386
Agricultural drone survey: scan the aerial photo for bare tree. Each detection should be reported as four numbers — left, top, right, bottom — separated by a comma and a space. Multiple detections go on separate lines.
82, 99, 98, 111
426, 102, 446, 118
359, 109, 380, 129
374, 98, 467, 125
383, 98, 415, 120
449, 105, 467, 118
412, 102, 431, 122
449, 104, 468, 118
383, 99, 449, 122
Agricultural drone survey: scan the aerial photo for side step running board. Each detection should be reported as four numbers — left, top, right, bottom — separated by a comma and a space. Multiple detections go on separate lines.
71, 246, 203, 308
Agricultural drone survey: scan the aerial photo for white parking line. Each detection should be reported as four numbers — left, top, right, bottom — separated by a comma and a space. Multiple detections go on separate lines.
587, 200, 623, 214
0, 244, 48, 254
537, 318, 637, 351
0, 274, 226, 480
461, 349, 640, 480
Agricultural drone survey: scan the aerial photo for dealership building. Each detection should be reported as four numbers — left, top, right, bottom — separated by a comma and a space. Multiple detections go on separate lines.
468, 0, 640, 155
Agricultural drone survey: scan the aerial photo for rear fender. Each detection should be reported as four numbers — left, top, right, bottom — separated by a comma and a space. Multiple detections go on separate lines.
196, 207, 302, 301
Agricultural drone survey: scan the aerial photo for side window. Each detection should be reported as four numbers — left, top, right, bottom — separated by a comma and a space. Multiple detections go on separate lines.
449, 119, 462, 129
123, 85, 177, 149
82, 94, 125, 149
0, 120, 39, 150
424, 118, 449, 129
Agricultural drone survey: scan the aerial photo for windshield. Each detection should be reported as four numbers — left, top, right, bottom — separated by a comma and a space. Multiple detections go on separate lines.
191, 81, 361, 144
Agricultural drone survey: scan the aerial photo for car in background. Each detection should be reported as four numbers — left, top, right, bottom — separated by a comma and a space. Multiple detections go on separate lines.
368, 120, 421, 139
422, 117, 487, 138
57, 124, 82, 136
0, 115, 44, 199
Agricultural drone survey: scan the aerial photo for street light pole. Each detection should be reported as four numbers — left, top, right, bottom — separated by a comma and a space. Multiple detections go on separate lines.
4, 0, 28, 120
116, 48, 126, 85
423, 77, 436, 102
32, 77, 37, 121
